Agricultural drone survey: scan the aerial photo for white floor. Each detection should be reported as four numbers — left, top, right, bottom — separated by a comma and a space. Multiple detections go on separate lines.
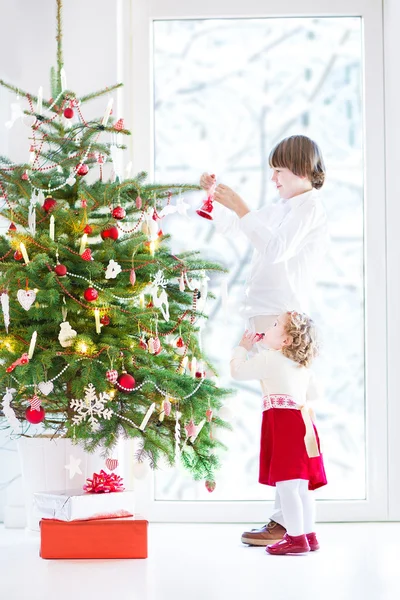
1, 523, 400, 600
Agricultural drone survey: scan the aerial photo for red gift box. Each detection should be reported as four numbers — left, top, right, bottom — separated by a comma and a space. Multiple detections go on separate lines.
40, 517, 148, 559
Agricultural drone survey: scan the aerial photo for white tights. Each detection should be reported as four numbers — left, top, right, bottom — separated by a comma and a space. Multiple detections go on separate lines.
275, 479, 315, 537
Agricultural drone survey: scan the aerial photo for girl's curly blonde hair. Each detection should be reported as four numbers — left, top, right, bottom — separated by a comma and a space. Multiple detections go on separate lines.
282, 311, 319, 368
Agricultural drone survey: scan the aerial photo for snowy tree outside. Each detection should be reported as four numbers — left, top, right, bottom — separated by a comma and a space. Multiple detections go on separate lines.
152, 17, 365, 501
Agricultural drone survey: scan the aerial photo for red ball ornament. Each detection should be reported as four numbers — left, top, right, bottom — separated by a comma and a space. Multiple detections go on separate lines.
54, 264, 67, 276
116, 372, 136, 392
14, 250, 23, 261
84, 287, 99, 302
43, 197, 57, 212
77, 163, 89, 176
25, 406, 46, 424
112, 206, 126, 220
8, 222, 17, 233
101, 226, 119, 241
205, 480, 216, 493
21, 171, 29, 181
100, 314, 110, 326
83, 224, 93, 234
63, 107, 74, 119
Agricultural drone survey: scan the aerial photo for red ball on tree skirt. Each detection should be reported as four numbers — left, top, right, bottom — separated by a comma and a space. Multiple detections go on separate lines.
25, 406, 46, 424
84, 287, 99, 302
101, 226, 119, 241
43, 197, 57, 212
100, 314, 110, 326
83, 224, 93, 234
54, 264, 67, 276
14, 250, 23, 261
63, 107, 74, 119
116, 372, 136, 392
112, 206, 126, 220
77, 163, 89, 176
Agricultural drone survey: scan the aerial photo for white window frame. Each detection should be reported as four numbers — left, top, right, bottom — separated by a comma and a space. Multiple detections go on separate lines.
118, 0, 390, 522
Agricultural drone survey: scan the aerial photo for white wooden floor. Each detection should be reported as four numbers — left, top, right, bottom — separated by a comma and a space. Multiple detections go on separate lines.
1, 523, 399, 600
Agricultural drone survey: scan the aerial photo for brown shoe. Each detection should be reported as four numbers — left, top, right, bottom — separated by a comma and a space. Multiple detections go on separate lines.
241, 521, 286, 546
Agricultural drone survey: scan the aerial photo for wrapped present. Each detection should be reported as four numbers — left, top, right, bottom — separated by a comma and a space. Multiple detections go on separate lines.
33, 488, 135, 522
40, 517, 148, 559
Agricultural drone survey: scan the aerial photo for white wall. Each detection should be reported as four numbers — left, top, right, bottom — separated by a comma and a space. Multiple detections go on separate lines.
0, 0, 120, 524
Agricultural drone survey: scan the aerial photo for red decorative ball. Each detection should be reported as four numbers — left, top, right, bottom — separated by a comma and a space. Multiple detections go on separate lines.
21, 171, 29, 181
25, 406, 46, 424
14, 250, 23, 261
83, 224, 93, 234
205, 480, 216, 493
116, 372, 136, 392
54, 264, 67, 276
112, 206, 126, 220
77, 163, 89, 176
101, 226, 119, 241
100, 315, 110, 326
63, 107, 74, 119
84, 287, 99, 302
43, 197, 57, 212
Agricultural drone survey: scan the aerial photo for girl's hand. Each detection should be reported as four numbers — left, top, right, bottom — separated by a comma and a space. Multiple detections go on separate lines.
238, 330, 260, 351
200, 173, 216, 192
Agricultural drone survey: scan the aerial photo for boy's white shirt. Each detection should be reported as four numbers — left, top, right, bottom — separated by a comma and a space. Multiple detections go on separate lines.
230, 346, 321, 406
212, 189, 329, 318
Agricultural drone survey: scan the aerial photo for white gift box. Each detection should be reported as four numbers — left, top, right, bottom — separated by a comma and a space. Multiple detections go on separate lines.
33, 489, 135, 522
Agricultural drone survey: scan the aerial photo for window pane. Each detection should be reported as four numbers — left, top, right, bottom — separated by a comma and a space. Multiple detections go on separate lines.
153, 17, 364, 501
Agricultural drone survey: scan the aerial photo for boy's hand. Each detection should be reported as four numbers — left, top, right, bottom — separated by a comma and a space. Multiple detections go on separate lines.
238, 330, 260, 351
214, 184, 250, 218
200, 173, 216, 192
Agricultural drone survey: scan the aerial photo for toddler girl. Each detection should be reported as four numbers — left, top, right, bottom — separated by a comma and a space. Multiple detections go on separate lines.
230, 311, 327, 555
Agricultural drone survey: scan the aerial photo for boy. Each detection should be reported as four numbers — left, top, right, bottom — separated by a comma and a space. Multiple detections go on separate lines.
200, 134, 329, 546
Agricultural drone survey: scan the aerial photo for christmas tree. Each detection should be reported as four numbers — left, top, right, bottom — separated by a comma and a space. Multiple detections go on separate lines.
0, 0, 230, 484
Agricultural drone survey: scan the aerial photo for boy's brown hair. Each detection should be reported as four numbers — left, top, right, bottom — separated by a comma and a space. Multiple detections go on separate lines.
269, 135, 326, 190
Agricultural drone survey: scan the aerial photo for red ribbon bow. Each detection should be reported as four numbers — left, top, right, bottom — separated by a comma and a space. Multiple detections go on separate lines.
83, 469, 125, 493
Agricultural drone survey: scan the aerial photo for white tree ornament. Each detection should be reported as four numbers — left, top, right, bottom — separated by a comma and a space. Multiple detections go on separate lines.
143, 270, 170, 321
70, 383, 113, 432
159, 195, 190, 219
105, 259, 122, 280
1, 292, 10, 332
58, 321, 77, 347
1, 388, 20, 430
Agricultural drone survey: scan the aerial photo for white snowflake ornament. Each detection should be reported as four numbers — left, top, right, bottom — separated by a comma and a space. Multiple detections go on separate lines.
70, 383, 113, 432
